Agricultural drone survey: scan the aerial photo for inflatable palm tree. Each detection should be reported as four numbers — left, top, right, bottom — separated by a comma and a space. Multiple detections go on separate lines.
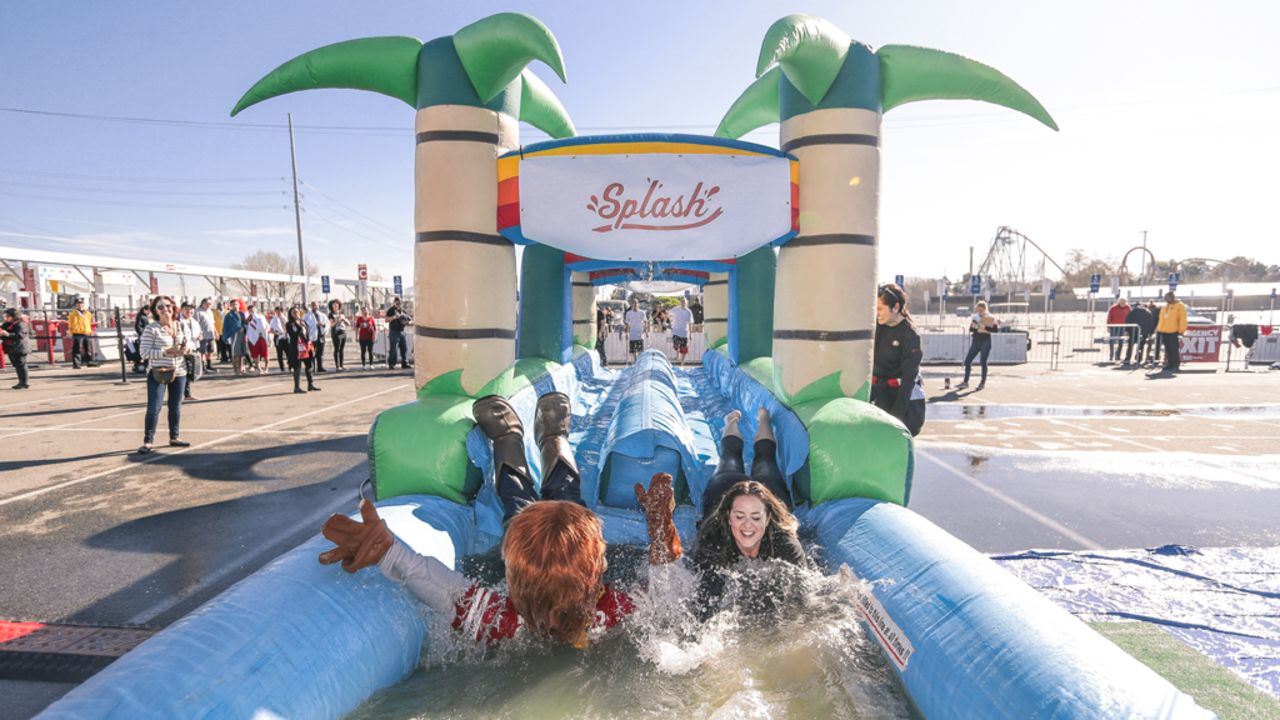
232, 13, 575, 396
717, 14, 1057, 403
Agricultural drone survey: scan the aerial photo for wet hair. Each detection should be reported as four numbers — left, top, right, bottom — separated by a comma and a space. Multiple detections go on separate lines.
502, 501, 606, 645
877, 284, 913, 324
698, 481, 799, 564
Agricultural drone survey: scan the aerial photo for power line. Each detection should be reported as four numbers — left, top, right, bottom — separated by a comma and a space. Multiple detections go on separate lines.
0, 168, 284, 184
300, 204, 406, 251
0, 179, 286, 197
299, 180, 405, 237
0, 189, 289, 210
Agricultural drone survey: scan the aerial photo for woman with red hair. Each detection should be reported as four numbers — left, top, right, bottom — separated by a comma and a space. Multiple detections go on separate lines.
319, 392, 681, 648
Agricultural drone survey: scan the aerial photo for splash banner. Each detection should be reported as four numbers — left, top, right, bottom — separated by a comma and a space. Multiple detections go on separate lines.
499, 135, 798, 261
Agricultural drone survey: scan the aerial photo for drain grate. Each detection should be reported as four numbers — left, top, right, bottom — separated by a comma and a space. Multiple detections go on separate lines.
0, 620, 158, 682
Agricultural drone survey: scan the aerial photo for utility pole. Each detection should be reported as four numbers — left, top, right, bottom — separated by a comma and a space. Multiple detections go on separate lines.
288, 113, 308, 306
1138, 230, 1148, 300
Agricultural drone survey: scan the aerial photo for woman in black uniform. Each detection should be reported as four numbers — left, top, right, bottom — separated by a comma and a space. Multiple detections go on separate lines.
285, 306, 319, 394
872, 284, 925, 436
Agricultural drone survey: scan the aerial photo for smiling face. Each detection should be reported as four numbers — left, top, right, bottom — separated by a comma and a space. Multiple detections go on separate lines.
875, 296, 891, 324
729, 494, 768, 558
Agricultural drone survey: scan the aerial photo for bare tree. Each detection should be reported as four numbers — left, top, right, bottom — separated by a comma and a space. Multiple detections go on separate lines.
231, 251, 319, 305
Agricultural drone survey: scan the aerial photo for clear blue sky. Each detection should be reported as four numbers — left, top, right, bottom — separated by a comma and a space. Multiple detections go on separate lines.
2, 0, 1278, 282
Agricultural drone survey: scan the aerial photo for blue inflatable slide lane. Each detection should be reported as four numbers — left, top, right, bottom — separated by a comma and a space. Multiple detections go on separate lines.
38, 349, 1215, 719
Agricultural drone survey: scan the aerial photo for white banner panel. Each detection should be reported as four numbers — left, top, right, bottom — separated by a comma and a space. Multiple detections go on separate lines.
518, 153, 793, 261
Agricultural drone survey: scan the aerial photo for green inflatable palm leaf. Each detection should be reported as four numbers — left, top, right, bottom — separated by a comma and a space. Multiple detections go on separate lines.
715, 66, 781, 139
231, 36, 422, 116
878, 45, 1058, 130
755, 14, 850, 106
453, 13, 567, 103
519, 69, 575, 138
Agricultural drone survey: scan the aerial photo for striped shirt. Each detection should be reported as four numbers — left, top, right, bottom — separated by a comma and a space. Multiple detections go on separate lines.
139, 322, 190, 376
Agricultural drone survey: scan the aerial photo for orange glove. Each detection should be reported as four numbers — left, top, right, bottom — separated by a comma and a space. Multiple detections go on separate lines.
319, 499, 393, 573
636, 473, 682, 565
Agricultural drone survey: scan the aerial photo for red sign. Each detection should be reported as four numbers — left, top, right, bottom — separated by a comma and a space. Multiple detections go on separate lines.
1180, 325, 1223, 362
357, 264, 368, 281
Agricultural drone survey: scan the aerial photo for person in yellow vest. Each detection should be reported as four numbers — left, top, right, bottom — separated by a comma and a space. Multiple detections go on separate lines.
67, 297, 96, 369
1155, 291, 1188, 373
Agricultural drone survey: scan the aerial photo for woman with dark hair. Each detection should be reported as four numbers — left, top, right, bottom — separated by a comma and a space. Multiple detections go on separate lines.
284, 306, 318, 394
327, 299, 349, 371
355, 305, 377, 369
137, 296, 192, 454
0, 308, 31, 389
693, 408, 808, 615
872, 283, 925, 436
131, 306, 152, 373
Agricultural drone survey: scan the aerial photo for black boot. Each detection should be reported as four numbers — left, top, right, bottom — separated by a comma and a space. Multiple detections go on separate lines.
534, 392, 581, 502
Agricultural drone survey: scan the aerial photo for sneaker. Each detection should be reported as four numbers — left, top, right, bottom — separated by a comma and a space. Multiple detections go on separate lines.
955, 381, 969, 390
308, 385, 321, 392
294, 387, 307, 394
137, 444, 154, 455
976, 382, 986, 390
169, 439, 191, 448
185, 395, 198, 401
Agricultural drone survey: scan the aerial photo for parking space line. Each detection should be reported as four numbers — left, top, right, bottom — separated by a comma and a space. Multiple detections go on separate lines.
0, 384, 409, 508
916, 448, 1104, 550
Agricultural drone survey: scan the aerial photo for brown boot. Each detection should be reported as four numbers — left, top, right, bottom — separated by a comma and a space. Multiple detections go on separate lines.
534, 392, 571, 447
473, 395, 531, 485
535, 392, 580, 499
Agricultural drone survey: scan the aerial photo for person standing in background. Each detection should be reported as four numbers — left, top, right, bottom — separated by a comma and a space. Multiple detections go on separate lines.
1123, 300, 1155, 367
305, 301, 329, 373
196, 298, 217, 373
137, 296, 191, 454
132, 305, 152, 374
245, 303, 269, 375
179, 303, 203, 401
270, 306, 288, 373
1, 308, 31, 389
595, 306, 609, 366
1146, 300, 1162, 367
68, 297, 95, 369
355, 306, 377, 370
285, 306, 319, 394
1105, 297, 1130, 363
872, 284, 925, 436
669, 298, 693, 365
1155, 291, 1188, 374
385, 297, 411, 369
328, 299, 349, 372
222, 301, 246, 375
957, 300, 998, 390
213, 301, 227, 364
624, 298, 647, 365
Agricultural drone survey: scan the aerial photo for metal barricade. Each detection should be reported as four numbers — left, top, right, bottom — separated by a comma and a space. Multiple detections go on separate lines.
1050, 324, 1141, 370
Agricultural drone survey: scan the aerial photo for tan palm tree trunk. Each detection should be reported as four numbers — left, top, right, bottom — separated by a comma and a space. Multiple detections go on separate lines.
571, 271, 596, 348
774, 108, 881, 399
413, 105, 519, 395
702, 273, 730, 349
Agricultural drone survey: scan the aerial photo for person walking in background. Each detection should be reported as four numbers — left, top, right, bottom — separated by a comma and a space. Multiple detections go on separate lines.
245, 303, 269, 375
285, 306, 319, 394
670, 297, 693, 365
196, 298, 217, 373
132, 305, 152, 374
1155, 291, 1188, 374
957, 300, 998, 390
385, 297, 410, 369
178, 302, 203, 401
137, 296, 191, 454
1105, 296, 1130, 363
0, 308, 31, 389
305, 301, 329, 373
222, 300, 246, 375
625, 298, 647, 365
355, 306, 377, 369
328, 299, 349, 372
68, 297, 95, 369
1123, 300, 1155, 367
270, 306, 288, 373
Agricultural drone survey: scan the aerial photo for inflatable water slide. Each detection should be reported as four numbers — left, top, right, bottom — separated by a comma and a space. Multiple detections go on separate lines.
39, 13, 1215, 719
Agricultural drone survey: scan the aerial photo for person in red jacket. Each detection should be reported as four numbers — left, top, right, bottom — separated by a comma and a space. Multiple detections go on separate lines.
318, 393, 681, 649
1105, 297, 1130, 363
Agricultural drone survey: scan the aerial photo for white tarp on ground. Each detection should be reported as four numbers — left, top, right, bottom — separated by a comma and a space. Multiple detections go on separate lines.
518, 153, 793, 261
993, 545, 1280, 700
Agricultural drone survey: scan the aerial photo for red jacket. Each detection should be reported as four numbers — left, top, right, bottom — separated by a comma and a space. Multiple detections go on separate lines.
1106, 304, 1130, 326
452, 584, 635, 645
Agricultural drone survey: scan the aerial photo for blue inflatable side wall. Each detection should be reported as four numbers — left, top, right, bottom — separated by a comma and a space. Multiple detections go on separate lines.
812, 498, 1216, 719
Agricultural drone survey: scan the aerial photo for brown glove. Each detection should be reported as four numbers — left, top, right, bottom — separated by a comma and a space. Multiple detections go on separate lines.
636, 473, 682, 565
318, 499, 394, 573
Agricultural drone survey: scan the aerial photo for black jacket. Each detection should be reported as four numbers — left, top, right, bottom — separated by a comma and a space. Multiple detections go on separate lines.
1124, 305, 1155, 337
1, 319, 30, 356
283, 320, 308, 363
872, 320, 923, 421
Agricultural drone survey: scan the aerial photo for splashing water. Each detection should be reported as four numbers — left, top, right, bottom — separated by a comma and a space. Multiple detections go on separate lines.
346, 549, 917, 719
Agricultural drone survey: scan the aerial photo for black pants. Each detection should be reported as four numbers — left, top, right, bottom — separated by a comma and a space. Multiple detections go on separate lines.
313, 338, 326, 371
275, 338, 287, 372
962, 335, 992, 384
497, 460, 582, 523
72, 334, 93, 367
870, 383, 926, 437
596, 337, 607, 366
388, 330, 407, 368
359, 339, 374, 366
702, 435, 790, 520
331, 331, 346, 369
1124, 331, 1147, 364
7, 352, 28, 387
1159, 332, 1181, 371
218, 338, 230, 363
291, 356, 315, 390
183, 356, 198, 397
